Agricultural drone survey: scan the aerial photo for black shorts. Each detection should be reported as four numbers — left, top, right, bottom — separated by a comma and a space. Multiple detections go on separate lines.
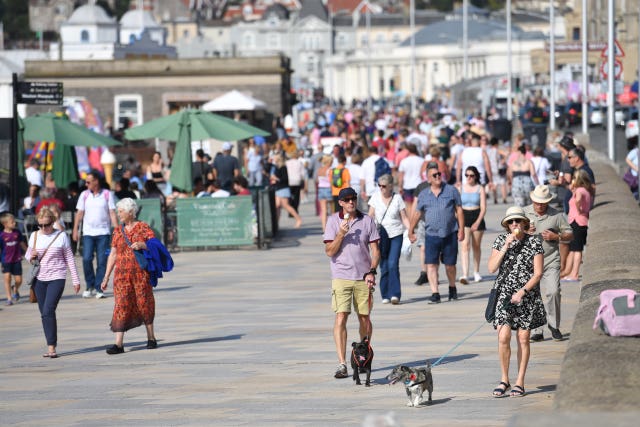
463, 209, 486, 230
569, 221, 588, 251
1, 262, 22, 276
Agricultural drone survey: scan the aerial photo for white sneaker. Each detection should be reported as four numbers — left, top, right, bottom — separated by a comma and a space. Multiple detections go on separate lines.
382, 298, 390, 304
95, 292, 106, 299
82, 290, 92, 298
474, 272, 482, 283
390, 297, 400, 305
90, 289, 97, 296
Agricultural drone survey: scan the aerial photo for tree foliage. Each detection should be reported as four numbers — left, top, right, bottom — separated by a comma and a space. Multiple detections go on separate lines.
0, 0, 34, 41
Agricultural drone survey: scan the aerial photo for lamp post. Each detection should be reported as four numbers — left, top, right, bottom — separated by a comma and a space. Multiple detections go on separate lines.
410, 0, 416, 118
507, 0, 513, 121
581, 0, 588, 134
607, 0, 615, 161
550, 0, 556, 131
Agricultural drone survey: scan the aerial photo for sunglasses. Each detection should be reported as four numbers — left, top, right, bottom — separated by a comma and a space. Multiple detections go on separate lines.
38, 222, 53, 228
567, 155, 575, 159
465, 174, 476, 178
431, 172, 442, 178
506, 219, 523, 225
342, 197, 357, 203
378, 184, 388, 188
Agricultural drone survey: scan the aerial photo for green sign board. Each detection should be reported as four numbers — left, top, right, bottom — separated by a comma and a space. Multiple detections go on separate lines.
176, 197, 253, 247
135, 198, 163, 241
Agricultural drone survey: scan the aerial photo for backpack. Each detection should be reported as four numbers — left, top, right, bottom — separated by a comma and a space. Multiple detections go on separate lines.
331, 168, 344, 188
593, 289, 640, 337
374, 157, 392, 183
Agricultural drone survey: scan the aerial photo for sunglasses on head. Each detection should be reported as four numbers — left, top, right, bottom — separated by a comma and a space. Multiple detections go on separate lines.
342, 197, 357, 203
506, 219, 522, 225
38, 222, 53, 228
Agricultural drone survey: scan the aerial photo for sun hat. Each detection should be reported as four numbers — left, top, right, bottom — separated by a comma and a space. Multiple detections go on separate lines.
501, 206, 529, 228
338, 187, 357, 200
530, 185, 554, 204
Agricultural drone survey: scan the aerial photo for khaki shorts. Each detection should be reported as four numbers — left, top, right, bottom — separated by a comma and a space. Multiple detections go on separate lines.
332, 279, 371, 315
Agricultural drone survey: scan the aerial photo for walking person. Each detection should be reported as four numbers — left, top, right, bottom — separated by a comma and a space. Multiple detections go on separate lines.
459, 166, 487, 284
72, 171, 117, 299
487, 206, 545, 398
1, 213, 28, 305
408, 163, 464, 303
26, 207, 81, 358
508, 144, 538, 207
523, 185, 573, 342
100, 198, 158, 354
285, 150, 306, 213
316, 155, 334, 232
324, 188, 379, 379
270, 154, 302, 229
560, 170, 593, 282
368, 174, 410, 304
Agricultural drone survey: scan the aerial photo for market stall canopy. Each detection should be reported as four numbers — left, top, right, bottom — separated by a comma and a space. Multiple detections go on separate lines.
124, 109, 270, 192
201, 90, 267, 112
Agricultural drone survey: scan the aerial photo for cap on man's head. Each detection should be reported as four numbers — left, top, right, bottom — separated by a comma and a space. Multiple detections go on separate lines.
222, 142, 232, 151
338, 187, 357, 200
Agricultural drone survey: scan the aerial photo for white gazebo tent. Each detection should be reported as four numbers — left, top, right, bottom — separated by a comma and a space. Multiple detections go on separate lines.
201, 90, 267, 112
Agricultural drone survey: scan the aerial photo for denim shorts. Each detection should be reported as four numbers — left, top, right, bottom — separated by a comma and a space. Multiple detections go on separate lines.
424, 232, 458, 265
275, 187, 291, 198
317, 187, 333, 200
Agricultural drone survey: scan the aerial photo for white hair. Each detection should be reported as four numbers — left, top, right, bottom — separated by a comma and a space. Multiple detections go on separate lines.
115, 197, 138, 216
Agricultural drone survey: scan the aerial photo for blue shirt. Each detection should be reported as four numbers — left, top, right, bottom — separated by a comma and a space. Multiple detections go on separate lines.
416, 183, 462, 238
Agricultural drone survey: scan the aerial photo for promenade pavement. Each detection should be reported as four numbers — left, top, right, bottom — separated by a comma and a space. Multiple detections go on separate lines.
0, 190, 579, 427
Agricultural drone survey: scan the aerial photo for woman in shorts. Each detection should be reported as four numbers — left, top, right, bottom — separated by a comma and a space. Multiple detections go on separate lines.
561, 169, 592, 282
459, 166, 486, 284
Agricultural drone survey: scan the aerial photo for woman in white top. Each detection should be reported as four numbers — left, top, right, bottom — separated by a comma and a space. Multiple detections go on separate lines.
368, 174, 410, 305
25, 207, 81, 358
531, 147, 552, 187
346, 152, 365, 212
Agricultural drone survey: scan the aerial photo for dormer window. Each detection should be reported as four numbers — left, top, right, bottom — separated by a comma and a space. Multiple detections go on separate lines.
81, 30, 90, 42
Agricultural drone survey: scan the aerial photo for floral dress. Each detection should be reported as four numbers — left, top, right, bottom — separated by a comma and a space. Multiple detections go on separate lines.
491, 233, 546, 331
110, 222, 155, 332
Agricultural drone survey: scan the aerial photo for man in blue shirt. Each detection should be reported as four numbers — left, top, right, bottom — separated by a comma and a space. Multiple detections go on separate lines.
409, 164, 464, 303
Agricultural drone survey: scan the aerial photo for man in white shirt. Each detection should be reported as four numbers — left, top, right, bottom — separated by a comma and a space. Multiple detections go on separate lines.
25, 159, 43, 187
360, 145, 381, 202
72, 172, 117, 299
397, 143, 426, 217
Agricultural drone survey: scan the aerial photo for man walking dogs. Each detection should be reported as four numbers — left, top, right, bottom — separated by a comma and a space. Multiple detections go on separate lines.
524, 185, 573, 342
324, 188, 380, 379
409, 164, 465, 303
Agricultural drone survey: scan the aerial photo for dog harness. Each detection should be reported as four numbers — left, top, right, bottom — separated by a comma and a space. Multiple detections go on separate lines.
351, 341, 373, 368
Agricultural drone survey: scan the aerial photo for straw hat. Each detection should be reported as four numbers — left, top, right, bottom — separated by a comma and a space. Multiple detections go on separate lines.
530, 185, 554, 204
500, 206, 529, 228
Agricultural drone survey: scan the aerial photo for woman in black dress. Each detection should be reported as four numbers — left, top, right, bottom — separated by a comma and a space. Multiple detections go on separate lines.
487, 206, 545, 398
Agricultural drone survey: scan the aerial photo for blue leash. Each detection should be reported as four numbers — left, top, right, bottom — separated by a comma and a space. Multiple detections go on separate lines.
431, 321, 487, 368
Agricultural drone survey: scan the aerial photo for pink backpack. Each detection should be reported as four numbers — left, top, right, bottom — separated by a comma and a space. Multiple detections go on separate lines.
593, 289, 640, 337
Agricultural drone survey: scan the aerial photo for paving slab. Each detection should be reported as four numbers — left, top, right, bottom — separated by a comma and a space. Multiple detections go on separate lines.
0, 194, 579, 426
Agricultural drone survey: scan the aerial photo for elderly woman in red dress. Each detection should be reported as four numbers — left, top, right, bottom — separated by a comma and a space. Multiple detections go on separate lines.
100, 198, 157, 354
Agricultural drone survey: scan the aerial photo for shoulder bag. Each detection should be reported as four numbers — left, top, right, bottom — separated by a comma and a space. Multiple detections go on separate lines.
485, 236, 526, 322
376, 193, 395, 258
27, 231, 63, 303
121, 224, 148, 270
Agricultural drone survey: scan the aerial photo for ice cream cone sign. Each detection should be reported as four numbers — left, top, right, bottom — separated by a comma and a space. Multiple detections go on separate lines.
101, 148, 116, 187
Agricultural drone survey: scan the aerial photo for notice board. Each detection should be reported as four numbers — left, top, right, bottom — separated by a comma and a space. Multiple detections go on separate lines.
176, 197, 253, 247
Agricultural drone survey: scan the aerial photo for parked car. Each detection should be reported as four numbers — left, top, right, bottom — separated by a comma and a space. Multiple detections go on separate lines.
598, 106, 626, 128
522, 106, 548, 124
589, 106, 604, 127
626, 110, 639, 139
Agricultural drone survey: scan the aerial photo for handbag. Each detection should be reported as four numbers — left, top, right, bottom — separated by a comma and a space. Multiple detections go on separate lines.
121, 224, 148, 270
594, 289, 640, 337
485, 288, 498, 322
27, 231, 63, 303
623, 168, 638, 191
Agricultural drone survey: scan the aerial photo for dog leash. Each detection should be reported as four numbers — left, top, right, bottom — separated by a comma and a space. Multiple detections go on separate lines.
431, 321, 487, 368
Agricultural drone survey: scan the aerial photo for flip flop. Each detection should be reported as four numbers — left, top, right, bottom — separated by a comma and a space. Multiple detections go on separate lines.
492, 381, 510, 397
560, 278, 580, 283
42, 352, 58, 358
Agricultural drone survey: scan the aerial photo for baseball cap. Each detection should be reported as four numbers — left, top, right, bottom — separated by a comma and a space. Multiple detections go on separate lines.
338, 187, 357, 200
222, 142, 232, 151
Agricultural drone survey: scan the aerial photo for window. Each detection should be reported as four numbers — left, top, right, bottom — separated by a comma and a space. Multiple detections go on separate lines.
375, 33, 385, 44
307, 55, 315, 73
361, 35, 368, 47
267, 33, 279, 50
392, 33, 401, 43
572, 27, 580, 41
114, 95, 143, 130
81, 30, 90, 43
242, 32, 256, 49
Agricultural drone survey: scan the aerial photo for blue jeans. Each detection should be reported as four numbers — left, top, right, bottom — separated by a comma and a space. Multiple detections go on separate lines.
82, 234, 110, 291
34, 279, 66, 346
380, 234, 403, 300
